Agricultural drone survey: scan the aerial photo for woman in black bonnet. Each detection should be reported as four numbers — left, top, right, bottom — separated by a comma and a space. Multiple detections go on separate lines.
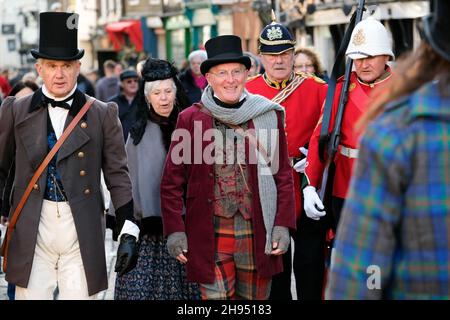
114, 58, 199, 300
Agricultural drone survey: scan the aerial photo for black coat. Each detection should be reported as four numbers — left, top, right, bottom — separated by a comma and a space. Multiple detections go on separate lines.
179, 69, 203, 105
108, 93, 138, 141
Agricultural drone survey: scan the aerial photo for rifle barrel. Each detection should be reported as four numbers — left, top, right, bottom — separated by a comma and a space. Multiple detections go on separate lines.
318, 0, 366, 202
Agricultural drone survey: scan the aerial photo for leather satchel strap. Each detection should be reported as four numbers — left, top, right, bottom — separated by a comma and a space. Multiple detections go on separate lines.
1, 97, 95, 270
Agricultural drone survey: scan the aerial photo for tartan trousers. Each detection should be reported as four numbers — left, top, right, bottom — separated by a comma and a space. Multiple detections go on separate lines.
199, 213, 271, 300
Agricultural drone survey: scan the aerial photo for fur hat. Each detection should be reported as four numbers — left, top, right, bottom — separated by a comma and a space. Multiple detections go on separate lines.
141, 58, 178, 82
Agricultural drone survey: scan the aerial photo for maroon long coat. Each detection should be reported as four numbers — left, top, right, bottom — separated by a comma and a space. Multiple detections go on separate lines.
160, 104, 296, 284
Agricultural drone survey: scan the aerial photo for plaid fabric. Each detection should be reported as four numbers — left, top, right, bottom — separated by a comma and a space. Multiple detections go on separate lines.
326, 82, 450, 300
200, 214, 271, 300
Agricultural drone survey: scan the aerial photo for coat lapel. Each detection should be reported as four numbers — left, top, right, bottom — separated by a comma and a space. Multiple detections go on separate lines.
15, 91, 48, 171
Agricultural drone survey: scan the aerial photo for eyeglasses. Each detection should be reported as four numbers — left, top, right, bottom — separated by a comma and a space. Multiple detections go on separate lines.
294, 64, 314, 69
209, 68, 246, 79
125, 79, 138, 84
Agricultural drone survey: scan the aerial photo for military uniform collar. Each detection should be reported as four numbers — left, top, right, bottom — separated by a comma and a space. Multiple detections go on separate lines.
263, 72, 294, 89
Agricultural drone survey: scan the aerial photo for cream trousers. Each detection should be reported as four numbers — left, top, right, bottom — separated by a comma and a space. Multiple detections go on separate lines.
15, 200, 96, 300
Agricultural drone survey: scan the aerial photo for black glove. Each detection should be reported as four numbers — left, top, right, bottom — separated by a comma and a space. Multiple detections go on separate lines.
114, 234, 138, 277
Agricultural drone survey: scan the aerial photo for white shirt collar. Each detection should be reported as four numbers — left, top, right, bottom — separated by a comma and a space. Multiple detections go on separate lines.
213, 91, 247, 103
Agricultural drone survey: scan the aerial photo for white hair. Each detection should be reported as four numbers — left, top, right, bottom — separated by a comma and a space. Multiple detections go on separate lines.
144, 79, 177, 98
188, 50, 207, 62
36, 58, 80, 65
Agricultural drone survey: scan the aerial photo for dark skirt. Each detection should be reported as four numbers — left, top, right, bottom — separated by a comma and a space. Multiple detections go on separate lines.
114, 237, 200, 300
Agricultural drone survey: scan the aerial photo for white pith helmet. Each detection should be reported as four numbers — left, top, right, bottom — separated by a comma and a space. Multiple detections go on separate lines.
346, 16, 395, 61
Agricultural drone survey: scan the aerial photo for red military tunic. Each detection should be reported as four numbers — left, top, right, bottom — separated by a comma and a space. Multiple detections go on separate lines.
305, 69, 391, 199
246, 73, 327, 217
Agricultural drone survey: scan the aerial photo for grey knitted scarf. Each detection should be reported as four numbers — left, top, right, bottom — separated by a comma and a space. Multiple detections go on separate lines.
201, 85, 285, 254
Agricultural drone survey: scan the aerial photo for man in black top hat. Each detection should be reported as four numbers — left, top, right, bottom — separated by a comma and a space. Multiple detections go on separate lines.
161, 35, 296, 299
0, 12, 138, 299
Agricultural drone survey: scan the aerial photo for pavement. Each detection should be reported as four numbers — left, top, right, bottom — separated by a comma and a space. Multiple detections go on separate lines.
0, 228, 296, 300
0, 227, 118, 300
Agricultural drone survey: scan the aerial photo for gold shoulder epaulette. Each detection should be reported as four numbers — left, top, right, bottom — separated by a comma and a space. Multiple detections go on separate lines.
294, 71, 309, 78
311, 74, 326, 84
294, 71, 326, 84
246, 74, 261, 82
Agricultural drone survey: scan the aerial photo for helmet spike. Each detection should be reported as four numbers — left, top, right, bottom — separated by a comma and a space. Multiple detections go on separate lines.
271, 9, 277, 23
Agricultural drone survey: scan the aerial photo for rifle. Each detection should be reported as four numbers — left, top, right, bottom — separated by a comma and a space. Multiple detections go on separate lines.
317, 0, 366, 201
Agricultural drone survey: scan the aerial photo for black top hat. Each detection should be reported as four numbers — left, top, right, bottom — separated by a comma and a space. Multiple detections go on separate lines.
200, 35, 251, 75
30, 12, 84, 61
259, 14, 296, 55
423, 0, 450, 62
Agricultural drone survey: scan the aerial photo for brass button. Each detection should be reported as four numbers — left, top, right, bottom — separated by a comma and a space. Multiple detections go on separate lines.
84, 188, 90, 195
80, 122, 88, 129
80, 170, 86, 176
77, 151, 85, 158
207, 198, 212, 203
33, 184, 38, 190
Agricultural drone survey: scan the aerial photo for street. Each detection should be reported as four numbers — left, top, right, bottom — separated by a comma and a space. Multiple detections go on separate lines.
0, 227, 118, 300
0, 229, 297, 300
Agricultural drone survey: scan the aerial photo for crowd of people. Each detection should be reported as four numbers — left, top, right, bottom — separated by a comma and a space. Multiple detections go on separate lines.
0, 0, 449, 300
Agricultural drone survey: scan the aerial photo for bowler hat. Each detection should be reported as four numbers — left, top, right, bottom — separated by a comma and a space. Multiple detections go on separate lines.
120, 69, 138, 81
30, 12, 84, 61
423, 0, 450, 62
200, 35, 251, 75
